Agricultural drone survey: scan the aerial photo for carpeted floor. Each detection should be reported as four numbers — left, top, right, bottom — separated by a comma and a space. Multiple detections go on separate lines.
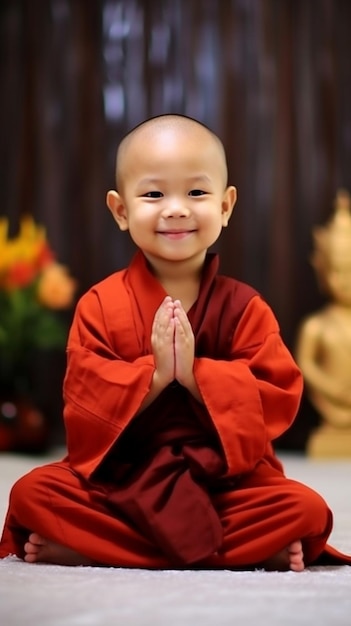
0, 450, 350, 626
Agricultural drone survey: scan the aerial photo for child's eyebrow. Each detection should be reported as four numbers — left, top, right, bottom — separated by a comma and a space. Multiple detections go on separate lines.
137, 175, 212, 187
187, 175, 212, 185
137, 178, 164, 187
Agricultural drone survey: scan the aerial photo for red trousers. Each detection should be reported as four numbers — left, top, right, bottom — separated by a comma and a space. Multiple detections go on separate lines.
2, 458, 349, 568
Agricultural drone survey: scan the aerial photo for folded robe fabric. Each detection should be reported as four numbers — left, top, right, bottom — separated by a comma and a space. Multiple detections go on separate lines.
101, 252, 257, 564
1, 251, 351, 567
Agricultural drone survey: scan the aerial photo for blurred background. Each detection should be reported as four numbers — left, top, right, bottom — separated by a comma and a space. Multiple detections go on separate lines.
1, 0, 351, 451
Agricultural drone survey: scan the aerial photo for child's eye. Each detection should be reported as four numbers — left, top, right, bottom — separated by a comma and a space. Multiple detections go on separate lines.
189, 189, 206, 196
143, 191, 163, 198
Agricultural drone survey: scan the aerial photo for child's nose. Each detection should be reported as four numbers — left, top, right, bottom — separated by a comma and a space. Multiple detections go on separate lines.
163, 199, 190, 218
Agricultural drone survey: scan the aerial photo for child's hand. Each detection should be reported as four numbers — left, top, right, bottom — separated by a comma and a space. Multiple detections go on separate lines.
151, 296, 175, 386
173, 300, 195, 387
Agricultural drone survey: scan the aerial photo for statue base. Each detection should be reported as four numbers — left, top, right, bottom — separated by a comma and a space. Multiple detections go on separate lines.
307, 424, 351, 458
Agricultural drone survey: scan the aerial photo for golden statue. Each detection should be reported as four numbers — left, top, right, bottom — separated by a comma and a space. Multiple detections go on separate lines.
295, 189, 351, 457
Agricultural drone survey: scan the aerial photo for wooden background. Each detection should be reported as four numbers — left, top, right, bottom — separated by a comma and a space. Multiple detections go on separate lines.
1, 0, 351, 449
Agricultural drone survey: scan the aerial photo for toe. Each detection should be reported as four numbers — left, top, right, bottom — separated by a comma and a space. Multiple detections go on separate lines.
24, 541, 37, 554
288, 540, 301, 553
28, 533, 45, 545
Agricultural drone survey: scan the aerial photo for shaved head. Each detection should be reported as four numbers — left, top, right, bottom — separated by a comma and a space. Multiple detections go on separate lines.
115, 114, 228, 191
107, 113, 236, 251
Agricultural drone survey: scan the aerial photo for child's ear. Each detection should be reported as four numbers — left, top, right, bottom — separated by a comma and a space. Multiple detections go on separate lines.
221, 186, 237, 227
106, 190, 129, 231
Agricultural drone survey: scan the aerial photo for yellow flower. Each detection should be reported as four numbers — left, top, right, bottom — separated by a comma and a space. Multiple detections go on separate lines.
0, 215, 52, 282
0, 216, 9, 241
0, 217, 10, 274
1, 217, 77, 374
36, 263, 77, 309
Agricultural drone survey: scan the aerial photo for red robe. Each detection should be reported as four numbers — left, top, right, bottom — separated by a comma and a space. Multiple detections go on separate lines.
0, 252, 350, 567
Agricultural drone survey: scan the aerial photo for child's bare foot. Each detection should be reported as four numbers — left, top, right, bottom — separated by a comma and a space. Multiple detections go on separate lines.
24, 533, 94, 566
262, 540, 305, 572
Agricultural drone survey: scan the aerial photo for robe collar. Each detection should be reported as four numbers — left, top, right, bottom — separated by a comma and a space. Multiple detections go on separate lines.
125, 250, 219, 354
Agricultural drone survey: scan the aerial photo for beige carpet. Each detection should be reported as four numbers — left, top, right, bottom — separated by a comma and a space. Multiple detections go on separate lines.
0, 450, 350, 626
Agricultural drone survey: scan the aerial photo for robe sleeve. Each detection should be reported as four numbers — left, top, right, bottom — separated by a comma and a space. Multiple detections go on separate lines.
63, 288, 155, 479
193, 295, 303, 476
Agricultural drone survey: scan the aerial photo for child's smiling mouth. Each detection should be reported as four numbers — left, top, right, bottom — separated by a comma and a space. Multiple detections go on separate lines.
157, 229, 196, 239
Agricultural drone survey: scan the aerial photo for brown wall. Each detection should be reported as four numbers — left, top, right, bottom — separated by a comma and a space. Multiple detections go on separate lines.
1, 0, 351, 448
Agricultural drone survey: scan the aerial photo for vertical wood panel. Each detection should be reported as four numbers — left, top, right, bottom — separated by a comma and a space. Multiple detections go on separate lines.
1, 0, 350, 446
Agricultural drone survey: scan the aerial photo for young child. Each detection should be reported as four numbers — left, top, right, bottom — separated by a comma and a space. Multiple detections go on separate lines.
1, 114, 350, 571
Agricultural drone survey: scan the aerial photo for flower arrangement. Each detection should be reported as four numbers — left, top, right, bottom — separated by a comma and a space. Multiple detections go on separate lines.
0, 215, 76, 394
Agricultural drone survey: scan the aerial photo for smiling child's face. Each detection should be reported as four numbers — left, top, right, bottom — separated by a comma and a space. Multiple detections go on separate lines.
107, 117, 236, 269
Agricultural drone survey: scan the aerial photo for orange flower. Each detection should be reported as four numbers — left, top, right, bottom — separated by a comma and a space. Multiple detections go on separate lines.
3, 260, 38, 288
36, 263, 77, 309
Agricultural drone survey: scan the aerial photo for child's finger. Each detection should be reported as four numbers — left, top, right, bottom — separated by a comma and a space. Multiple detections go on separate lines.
173, 301, 192, 332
